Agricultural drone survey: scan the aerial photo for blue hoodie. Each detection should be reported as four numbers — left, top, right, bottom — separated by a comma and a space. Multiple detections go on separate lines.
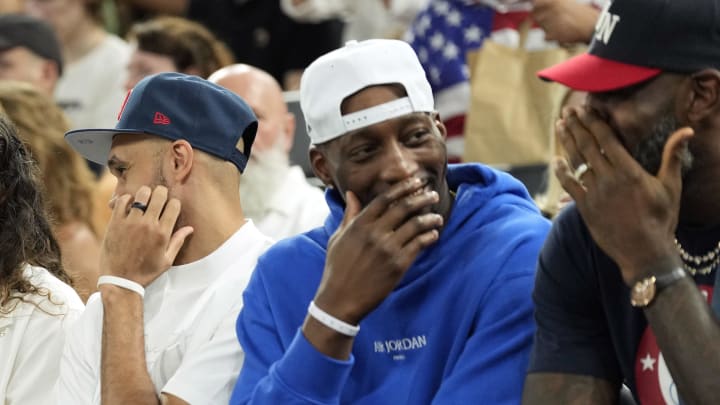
231, 163, 551, 404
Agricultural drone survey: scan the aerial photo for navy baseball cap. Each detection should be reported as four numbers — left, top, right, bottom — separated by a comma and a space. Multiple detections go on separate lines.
538, 0, 720, 92
65, 72, 257, 172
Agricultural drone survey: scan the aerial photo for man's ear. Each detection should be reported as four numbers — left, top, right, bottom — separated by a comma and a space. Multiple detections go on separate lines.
168, 140, 194, 182
309, 145, 335, 188
685, 69, 720, 124
432, 112, 447, 140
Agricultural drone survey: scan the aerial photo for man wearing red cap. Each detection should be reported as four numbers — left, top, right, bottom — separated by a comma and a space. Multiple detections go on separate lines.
523, 0, 720, 404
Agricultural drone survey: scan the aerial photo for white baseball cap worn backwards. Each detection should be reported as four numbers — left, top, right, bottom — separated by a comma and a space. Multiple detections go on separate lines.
299, 39, 435, 145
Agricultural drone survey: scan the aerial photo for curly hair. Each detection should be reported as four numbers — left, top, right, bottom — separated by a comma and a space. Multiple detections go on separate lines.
0, 81, 98, 236
0, 116, 70, 312
128, 16, 235, 79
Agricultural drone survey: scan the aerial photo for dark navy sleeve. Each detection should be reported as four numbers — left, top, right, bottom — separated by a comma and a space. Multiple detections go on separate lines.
527, 206, 622, 384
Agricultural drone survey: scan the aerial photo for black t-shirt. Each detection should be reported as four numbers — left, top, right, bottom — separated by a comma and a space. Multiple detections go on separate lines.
187, 0, 343, 85
528, 205, 717, 404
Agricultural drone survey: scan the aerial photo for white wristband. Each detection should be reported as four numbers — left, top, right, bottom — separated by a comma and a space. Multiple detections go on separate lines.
307, 301, 359, 337
97, 275, 145, 298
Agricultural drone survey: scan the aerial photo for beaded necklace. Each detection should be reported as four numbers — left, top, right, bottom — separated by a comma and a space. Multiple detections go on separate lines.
673, 238, 720, 276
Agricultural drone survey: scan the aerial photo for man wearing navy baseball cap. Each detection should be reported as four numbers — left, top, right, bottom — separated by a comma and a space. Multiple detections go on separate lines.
57, 72, 275, 405
524, 0, 720, 404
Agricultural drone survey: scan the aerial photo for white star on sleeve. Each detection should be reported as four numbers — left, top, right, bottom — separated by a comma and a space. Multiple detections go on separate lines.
640, 353, 656, 371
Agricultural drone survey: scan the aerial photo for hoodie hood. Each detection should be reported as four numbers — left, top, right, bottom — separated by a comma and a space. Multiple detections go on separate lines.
320, 163, 546, 287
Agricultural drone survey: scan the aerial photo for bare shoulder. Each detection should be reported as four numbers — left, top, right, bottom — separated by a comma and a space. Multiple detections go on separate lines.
522, 373, 619, 405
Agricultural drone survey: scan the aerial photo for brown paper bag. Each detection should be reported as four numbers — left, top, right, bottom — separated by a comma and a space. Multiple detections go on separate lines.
463, 22, 583, 166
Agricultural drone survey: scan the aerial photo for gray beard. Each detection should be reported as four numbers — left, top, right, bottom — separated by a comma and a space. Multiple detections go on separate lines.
239, 144, 290, 220
632, 113, 693, 176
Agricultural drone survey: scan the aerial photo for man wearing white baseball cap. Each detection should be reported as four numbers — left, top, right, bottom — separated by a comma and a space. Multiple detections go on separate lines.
230, 39, 550, 404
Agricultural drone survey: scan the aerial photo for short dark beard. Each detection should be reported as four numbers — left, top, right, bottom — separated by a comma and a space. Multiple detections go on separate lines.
632, 113, 693, 176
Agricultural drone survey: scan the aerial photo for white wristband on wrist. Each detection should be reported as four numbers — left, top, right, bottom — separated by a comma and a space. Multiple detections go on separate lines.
307, 300, 360, 337
97, 275, 145, 298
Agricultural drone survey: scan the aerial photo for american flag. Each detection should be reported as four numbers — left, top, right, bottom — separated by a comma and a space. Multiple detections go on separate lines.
406, 0, 606, 163
406, 0, 494, 163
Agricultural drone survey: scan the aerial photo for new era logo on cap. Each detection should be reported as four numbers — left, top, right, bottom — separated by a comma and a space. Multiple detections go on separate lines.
153, 112, 170, 125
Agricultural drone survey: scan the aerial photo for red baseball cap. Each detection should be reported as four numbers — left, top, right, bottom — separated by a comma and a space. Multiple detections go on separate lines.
538, 0, 720, 92
537, 53, 661, 93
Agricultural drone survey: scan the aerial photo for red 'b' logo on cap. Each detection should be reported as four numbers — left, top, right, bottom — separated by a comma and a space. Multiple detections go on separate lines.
153, 112, 171, 125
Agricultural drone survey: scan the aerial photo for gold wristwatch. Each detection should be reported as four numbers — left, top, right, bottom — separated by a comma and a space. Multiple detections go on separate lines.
630, 267, 687, 308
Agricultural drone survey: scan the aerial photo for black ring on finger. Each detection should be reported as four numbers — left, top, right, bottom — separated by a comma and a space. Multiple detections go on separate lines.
131, 201, 148, 213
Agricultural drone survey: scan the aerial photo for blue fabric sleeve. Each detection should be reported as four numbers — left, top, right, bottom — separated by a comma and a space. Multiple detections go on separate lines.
527, 207, 622, 383
230, 268, 354, 404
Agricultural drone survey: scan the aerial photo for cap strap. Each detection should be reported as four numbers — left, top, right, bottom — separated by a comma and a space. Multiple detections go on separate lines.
342, 97, 414, 132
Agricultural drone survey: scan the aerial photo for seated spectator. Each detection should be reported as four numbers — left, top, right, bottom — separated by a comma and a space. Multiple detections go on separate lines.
0, 115, 84, 404
94, 16, 235, 238
0, 11, 113, 237
0, 81, 101, 302
230, 39, 551, 404
0, 14, 63, 96
24, 0, 130, 131
119, 0, 343, 89
125, 15, 234, 91
209, 64, 328, 240
56, 73, 274, 405
280, 0, 429, 41
523, 0, 720, 404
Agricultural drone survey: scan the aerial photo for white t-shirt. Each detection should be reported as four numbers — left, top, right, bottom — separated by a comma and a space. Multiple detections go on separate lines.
55, 221, 274, 405
55, 34, 130, 130
254, 166, 328, 241
0, 265, 84, 405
